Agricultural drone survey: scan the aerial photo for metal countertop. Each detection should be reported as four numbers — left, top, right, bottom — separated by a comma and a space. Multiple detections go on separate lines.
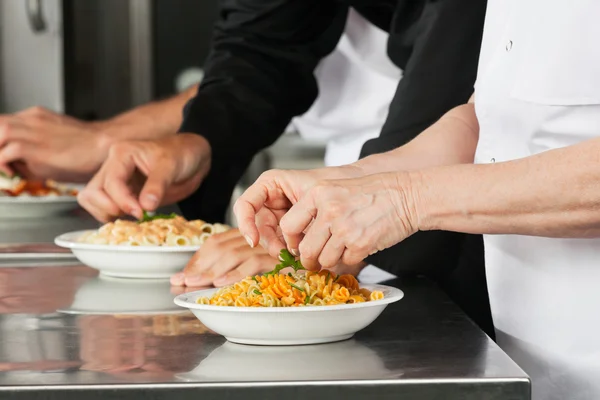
0, 215, 530, 400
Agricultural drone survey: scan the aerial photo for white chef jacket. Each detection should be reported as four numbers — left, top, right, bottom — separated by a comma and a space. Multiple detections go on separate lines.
291, 9, 401, 283
474, 1, 600, 399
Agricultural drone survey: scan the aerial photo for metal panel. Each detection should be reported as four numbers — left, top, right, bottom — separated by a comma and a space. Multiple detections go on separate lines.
0, 0, 64, 113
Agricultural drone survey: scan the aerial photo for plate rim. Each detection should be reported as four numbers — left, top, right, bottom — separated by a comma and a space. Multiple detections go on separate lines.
174, 284, 404, 313
0, 195, 78, 203
54, 230, 201, 253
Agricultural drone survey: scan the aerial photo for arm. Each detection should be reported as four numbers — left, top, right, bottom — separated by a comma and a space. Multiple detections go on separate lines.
355, 0, 485, 277
358, 102, 479, 275
96, 84, 198, 144
0, 86, 198, 182
414, 136, 600, 238
177, 0, 348, 223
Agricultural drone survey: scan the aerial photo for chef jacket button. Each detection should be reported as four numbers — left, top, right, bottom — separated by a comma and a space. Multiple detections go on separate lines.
505, 40, 513, 52
491, 158, 496, 163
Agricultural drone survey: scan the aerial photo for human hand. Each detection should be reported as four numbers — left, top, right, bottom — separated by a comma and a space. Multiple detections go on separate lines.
279, 172, 418, 270
78, 133, 211, 222
0, 107, 108, 182
170, 228, 278, 288
234, 165, 363, 257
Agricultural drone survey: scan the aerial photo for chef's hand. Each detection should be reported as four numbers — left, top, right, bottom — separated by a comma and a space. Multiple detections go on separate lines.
234, 165, 363, 257
279, 172, 419, 270
78, 134, 211, 222
170, 229, 369, 287
170, 228, 278, 287
0, 107, 108, 181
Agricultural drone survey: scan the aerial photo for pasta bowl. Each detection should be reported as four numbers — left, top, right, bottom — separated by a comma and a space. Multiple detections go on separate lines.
55, 230, 199, 279
0, 195, 79, 219
174, 284, 404, 346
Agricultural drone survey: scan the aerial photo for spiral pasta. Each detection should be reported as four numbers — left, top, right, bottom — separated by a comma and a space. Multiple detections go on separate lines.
197, 270, 385, 307
79, 216, 230, 247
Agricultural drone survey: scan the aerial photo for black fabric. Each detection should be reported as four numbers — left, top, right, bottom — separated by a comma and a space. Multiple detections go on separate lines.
178, 0, 494, 338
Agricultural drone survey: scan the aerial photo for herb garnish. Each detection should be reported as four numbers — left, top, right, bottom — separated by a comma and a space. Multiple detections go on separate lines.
140, 210, 178, 223
253, 289, 262, 296
264, 249, 306, 275
325, 272, 331, 285
334, 275, 340, 283
252, 276, 259, 284
304, 295, 311, 305
290, 283, 305, 292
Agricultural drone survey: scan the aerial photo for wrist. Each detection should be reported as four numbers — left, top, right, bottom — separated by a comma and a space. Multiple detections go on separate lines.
386, 171, 423, 235
178, 133, 212, 177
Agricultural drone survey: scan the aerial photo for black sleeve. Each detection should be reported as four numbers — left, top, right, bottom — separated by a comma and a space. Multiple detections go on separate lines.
178, 0, 348, 222
361, 0, 486, 277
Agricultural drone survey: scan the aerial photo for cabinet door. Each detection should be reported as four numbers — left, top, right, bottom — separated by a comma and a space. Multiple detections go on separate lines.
0, 0, 64, 113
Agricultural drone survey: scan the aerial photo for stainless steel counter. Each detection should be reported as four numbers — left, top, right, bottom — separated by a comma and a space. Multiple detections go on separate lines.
0, 216, 531, 400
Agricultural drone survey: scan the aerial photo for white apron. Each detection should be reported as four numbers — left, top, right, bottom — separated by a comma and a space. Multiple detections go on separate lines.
292, 8, 401, 283
475, 1, 600, 399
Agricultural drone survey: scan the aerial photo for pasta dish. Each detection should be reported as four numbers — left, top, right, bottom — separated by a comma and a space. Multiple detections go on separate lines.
79, 216, 229, 246
0, 174, 77, 197
197, 270, 385, 307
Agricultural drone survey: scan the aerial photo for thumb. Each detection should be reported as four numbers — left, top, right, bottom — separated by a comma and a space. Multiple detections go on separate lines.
139, 167, 175, 211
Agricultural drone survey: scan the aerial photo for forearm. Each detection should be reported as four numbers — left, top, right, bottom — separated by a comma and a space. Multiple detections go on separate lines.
354, 103, 479, 175
412, 137, 600, 238
95, 85, 198, 145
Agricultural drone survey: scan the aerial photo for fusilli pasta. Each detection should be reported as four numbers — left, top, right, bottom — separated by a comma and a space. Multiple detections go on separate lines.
197, 270, 384, 307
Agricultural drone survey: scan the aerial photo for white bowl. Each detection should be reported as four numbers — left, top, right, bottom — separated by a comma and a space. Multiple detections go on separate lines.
174, 284, 404, 346
177, 339, 401, 382
0, 196, 79, 219
55, 230, 199, 279
58, 275, 185, 315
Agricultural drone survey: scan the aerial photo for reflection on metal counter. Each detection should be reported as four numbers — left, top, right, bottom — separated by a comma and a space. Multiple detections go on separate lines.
0, 261, 531, 399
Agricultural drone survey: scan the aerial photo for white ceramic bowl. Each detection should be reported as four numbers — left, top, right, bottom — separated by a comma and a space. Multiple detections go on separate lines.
174, 284, 404, 346
55, 230, 199, 279
0, 195, 79, 219
58, 274, 185, 315
177, 339, 401, 382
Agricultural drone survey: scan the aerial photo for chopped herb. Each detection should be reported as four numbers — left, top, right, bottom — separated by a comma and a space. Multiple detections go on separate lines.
325, 272, 331, 285
253, 289, 262, 296
334, 275, 340, 283
290, 283, 304, 292
252, 276, 259, 284
0, 171, 19, 179
304, 295, 311, 305
288, 272, 293, 278
140, 210, 178, 223
264, 249, 306, 275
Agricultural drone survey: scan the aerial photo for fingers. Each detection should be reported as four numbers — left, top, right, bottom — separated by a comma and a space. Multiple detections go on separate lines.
77, 185, 121, 223
233, 191, 263, 248
102, 146, 144, 219
318, 235, 346, 270
297, 219, 331, 271
255, 208, 287, 257
171, 229, 261, 287
280, 193, 317, 256
0, 143, 24, 167
213, 254, 277, 287
138, 164, 175, 212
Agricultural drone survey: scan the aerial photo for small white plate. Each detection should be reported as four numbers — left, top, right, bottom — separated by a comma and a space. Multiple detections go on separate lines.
58, 275, 186, 315
177, 339, 401, 382
174, 284, 404, 346
55, 230, 200, 279
0, 195, 79, 219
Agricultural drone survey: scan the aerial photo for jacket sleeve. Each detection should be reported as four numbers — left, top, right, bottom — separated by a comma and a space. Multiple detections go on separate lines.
178, 0, 348, 222
361, 0, 487, 276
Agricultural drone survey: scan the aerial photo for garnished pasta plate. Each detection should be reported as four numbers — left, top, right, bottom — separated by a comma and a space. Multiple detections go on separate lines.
55, 218, 229, 278
0, 176, 80, 218
174, 283, 403, 345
